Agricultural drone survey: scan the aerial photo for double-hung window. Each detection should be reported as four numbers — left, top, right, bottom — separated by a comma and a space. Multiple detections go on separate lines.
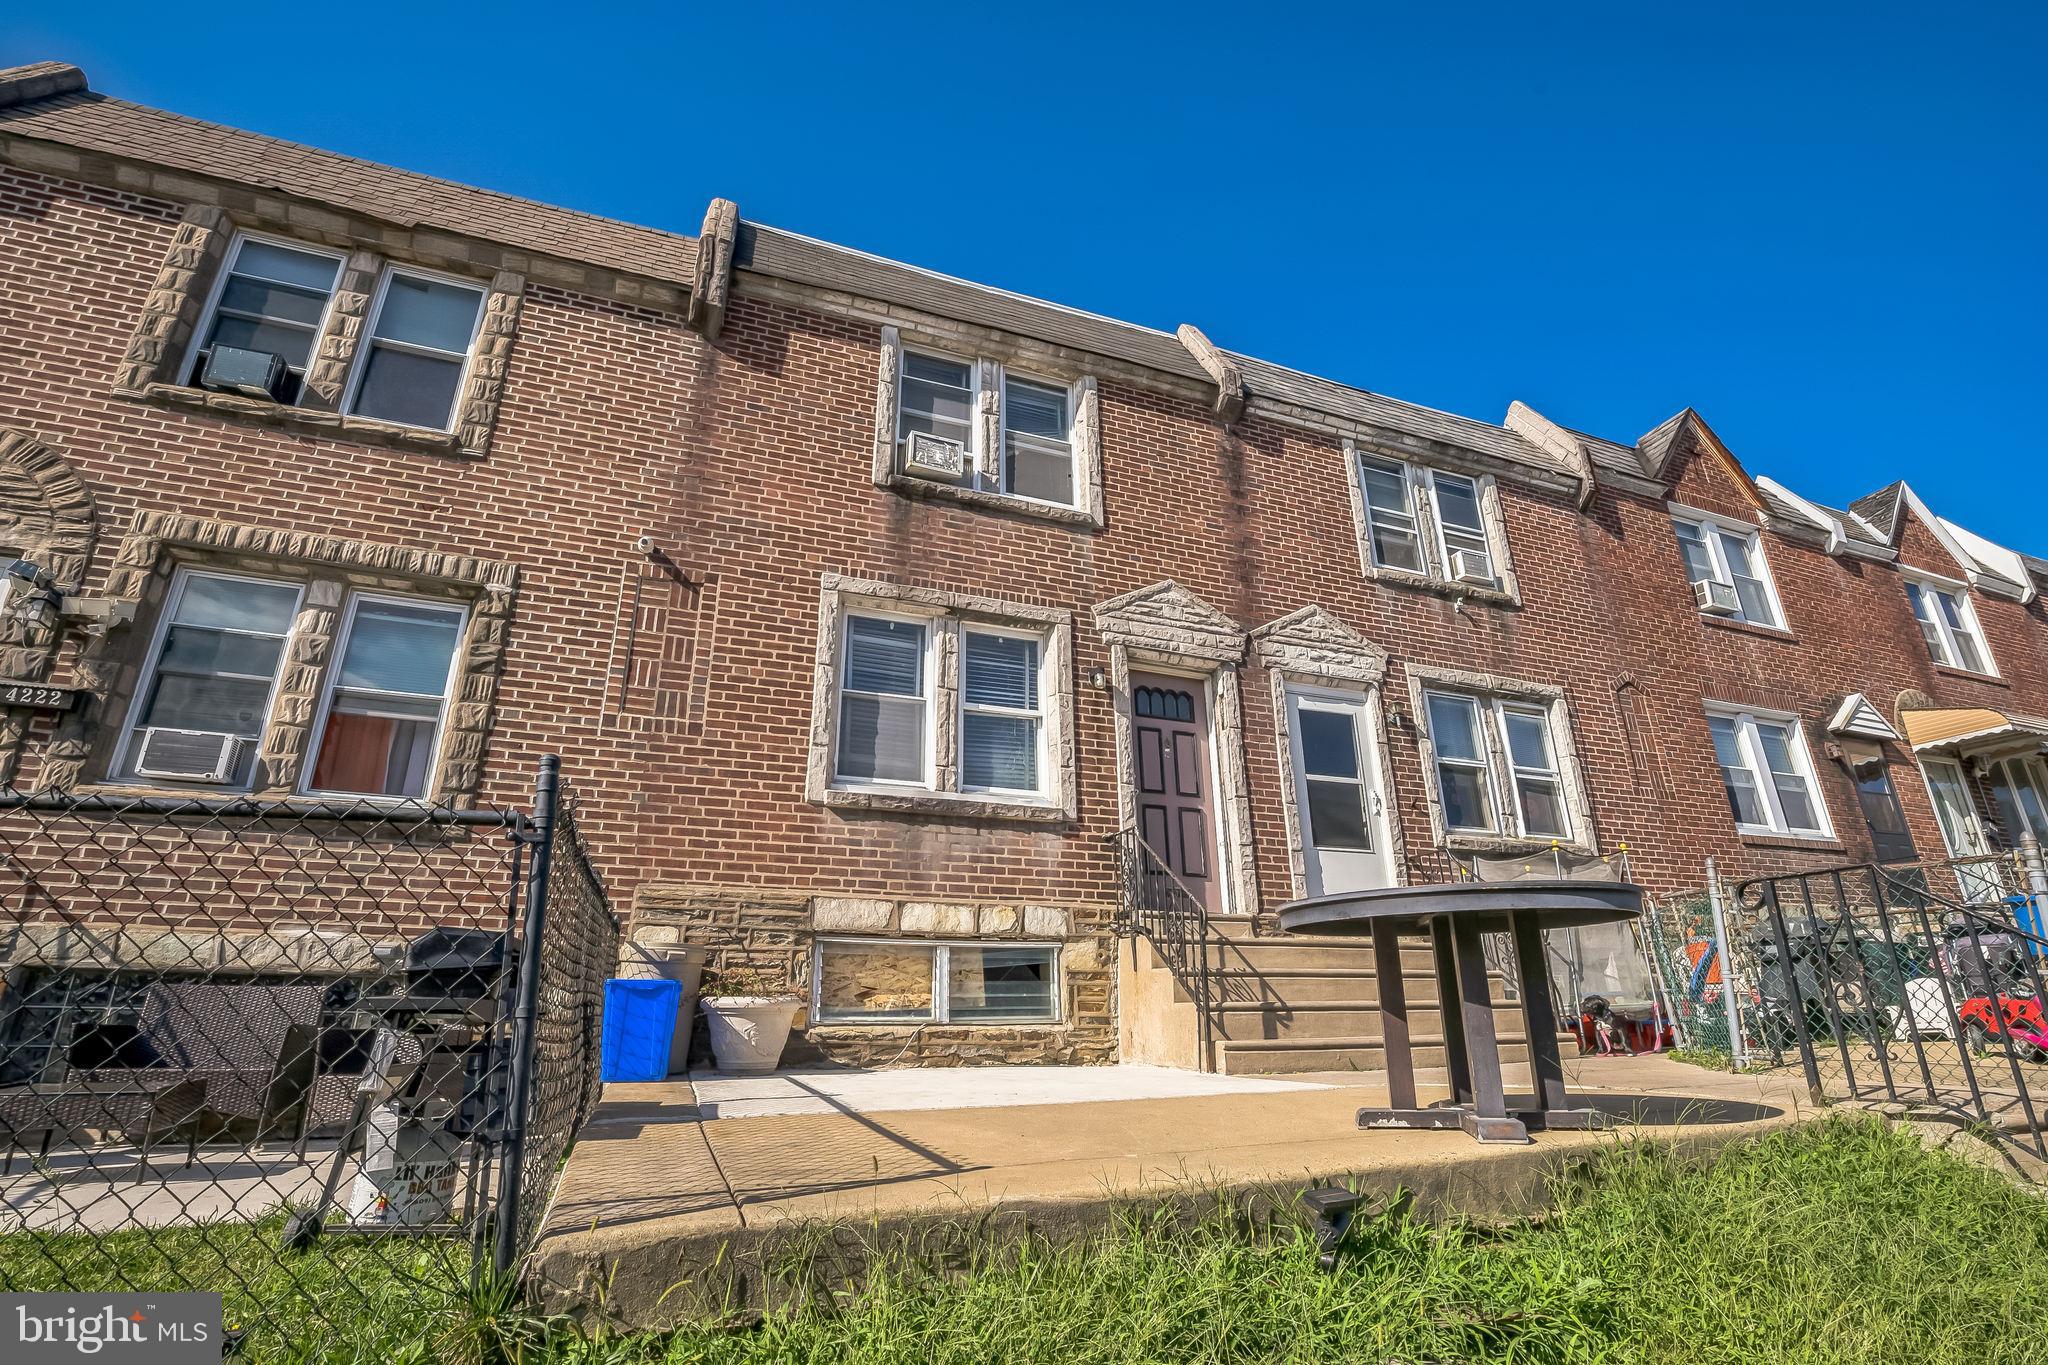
1356, 455, 1427, 574
1002, 376, 1074, 506
1423, 690, 1571, 840
188, 236, 344, 405
817, 579, 1070, 817
1705, 706, 1831, 838
895, 350, 1080, 510
814, 939, 1060, 1024
1904, 577, 1993, 674
119, 571, 302, 788
1352, 452, 1503, 588
897, 352, 977, 485
836, 615, 930, 786
346, 270, 487, 431
960, 630, 1042, 794
306, 597, 466, 799
1671, 512, 1782, 627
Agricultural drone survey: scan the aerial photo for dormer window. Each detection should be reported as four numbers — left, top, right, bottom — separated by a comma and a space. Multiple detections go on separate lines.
186, 236, 344, 406
1670, 507, 1784, 629
1905, 575, 1994, 675
1346, 448, 1515, 598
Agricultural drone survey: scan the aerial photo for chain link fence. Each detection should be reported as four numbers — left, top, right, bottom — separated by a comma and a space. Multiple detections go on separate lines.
0, 756, 616, 1358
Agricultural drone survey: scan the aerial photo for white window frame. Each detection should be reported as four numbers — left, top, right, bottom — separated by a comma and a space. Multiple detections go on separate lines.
181, 232, 346, 400
832, 608, 937, 792
1421, 689, 1574, 842
810, 937, 1062, 1026
1668, 504, 1786, 629
956, 623, 1048, 798
341, 263, 488, 432
1903, 570, 1996, 676
1345, 445, 1516, 598
113, 567, 305, 791
1704, 704, 1834, 839
1355, 452, 1429, 575
300, 591, 469, 802
997, 368, 1078, 509
1986, 755, 2048, 844
1422, 468, 1496, 584
896, 345, 982, 484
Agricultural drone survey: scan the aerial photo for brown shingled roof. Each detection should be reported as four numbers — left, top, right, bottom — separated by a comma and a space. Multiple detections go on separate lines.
0, 76, 697, 287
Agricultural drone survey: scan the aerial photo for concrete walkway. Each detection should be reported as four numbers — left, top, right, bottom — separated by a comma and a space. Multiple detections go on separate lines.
531, 1055, 1809, 1327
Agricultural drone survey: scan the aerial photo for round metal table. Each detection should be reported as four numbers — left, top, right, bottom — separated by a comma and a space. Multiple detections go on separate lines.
1278, 881, 1644, 1144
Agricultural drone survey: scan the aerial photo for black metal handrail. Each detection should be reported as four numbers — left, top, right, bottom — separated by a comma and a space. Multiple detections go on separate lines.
1735, 858, 2048, 1162
1108, 828, 1222, 1072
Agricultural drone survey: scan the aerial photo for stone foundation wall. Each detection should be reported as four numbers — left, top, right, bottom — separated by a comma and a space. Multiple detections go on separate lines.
625, 883, 1117, 1068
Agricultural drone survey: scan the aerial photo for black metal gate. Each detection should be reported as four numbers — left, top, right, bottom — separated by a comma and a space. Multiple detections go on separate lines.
0, 755, 617, 1356
1736, 860, 2047, 1161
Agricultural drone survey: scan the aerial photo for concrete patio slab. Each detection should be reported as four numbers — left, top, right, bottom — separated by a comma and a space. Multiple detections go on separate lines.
531, 1055, 1811, 1328
685, 1062, 1330, 1119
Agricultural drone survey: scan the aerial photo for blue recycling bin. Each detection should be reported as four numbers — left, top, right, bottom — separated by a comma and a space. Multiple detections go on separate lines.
2011, 894, 2047, 957
601, 978, 682, 1082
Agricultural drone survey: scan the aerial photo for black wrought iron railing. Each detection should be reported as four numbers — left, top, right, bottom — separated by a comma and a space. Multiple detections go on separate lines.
1736, 860, 2048, 1162
1109, 828, 1222, 1072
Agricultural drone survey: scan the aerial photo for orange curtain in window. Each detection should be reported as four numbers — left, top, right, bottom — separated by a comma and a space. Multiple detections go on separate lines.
311, 712, 394, 793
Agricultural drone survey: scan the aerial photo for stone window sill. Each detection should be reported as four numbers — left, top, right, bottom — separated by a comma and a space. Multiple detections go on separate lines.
1441, 832, 1599, 860
881, 473, 1101, 530
1700, 615, 1796, 643
66, 780, 480, 815
1736, 831, 1845, 853
820, 785, 1072, 824
1361, 565, 1519, 610
805, 1022, 1066, 1034
116, 383, 476, 458
1934, 664, 2008, 688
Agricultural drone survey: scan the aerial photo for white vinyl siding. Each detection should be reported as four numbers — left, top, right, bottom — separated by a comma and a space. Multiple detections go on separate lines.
1671, 511, 1783, 628
1705, 706, 1831, 838
1905, 577, 1993, 675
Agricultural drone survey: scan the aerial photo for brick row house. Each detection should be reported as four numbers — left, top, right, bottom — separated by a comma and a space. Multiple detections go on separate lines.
2, 60, 2045, 1074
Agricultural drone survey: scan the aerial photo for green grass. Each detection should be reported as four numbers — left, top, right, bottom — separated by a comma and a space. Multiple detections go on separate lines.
6, 1118, 2046, 1362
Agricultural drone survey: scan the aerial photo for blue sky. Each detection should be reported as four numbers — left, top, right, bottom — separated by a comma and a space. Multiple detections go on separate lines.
7, 3, 2044, 549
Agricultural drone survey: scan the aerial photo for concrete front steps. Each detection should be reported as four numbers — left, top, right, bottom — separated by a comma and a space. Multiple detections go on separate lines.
1118, 916, 1538, 1077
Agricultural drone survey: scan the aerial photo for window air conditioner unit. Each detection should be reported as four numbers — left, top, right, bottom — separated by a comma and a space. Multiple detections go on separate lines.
1447, 548, 1495, 587
199, 345, 291, 401
1694, 579, 1740, 615
133, 728, 241, 783
903, 431, 967, 481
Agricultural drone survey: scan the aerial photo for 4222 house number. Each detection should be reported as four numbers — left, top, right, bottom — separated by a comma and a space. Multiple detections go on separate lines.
0, 680, 79, 711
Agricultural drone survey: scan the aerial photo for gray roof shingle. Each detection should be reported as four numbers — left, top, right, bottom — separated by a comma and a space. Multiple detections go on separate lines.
0, 87, 699, 285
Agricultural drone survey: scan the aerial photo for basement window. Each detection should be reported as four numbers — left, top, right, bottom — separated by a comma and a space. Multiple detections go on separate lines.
813, 940, 1059, 1024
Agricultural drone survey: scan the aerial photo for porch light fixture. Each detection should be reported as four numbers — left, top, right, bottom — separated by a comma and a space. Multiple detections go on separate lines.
2, 559, 61, 633
1089, 667, 1107, 690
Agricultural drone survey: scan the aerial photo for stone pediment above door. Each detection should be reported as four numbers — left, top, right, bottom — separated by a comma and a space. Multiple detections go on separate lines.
1252, 605, 1386, 685
1092, 581, 1244, 663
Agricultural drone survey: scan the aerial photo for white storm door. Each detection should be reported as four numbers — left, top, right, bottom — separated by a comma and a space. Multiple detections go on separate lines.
1287, 686, 1392, 897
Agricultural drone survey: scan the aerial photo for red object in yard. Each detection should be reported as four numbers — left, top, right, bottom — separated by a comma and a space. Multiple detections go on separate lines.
1957, 993, 2048, 1055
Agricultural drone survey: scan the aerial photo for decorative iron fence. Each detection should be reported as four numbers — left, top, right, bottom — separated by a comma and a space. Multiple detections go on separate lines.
1735, 854, 2048, 1162
0, 756, 618, 1358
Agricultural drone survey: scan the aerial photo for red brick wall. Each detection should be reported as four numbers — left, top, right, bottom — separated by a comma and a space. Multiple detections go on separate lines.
5, 159, 2047, 933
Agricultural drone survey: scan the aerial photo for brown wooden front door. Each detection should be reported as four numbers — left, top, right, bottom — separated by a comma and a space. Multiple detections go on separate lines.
1131, 672, 1224, 915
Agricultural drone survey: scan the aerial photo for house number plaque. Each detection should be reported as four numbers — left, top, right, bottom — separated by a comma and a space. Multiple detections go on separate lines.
0, 680, 81, 711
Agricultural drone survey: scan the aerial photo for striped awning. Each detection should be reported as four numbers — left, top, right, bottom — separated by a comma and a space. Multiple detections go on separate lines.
1900, 706, 2048, 755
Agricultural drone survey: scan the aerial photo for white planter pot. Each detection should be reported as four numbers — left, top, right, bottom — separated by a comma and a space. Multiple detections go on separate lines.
700, 996, 800, 1074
